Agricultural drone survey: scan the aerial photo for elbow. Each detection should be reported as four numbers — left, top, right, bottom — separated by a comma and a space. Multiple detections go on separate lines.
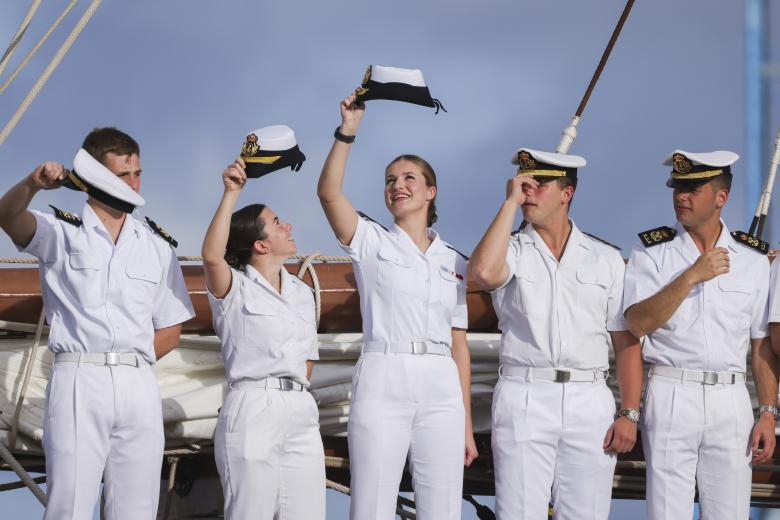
624, 310, 646, 339
470, 262, 498, 291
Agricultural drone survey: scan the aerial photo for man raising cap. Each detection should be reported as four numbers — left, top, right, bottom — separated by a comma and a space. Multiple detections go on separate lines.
470, 148, 643, 519
0, 127, 195, 519
623, 150, 776, 519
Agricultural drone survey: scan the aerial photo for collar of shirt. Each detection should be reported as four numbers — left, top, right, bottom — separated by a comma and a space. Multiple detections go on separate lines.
669, 219, 739, 265
80, 202, 141, 247
520, 220, 592, 265
388, 223, 446, 258
244, 263, 303, 302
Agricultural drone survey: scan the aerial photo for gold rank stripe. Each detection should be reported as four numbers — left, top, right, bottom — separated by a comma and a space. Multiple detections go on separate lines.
516, 169, 567, 177
671, 169, 723, 180
68, 171, 90, 193
242, 155, 282, 164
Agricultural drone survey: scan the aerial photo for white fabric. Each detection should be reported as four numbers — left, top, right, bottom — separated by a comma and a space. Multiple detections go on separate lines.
208, 266, 318, 386
20, 203, 195, 364
245, 125, 297, 152
643, 374, 753, 520
767, 256, 780, 324
510, 147, 586, 168
623, 220, 770, 372
348, 353, 464, 520
491, 221, 627, 371
662, 149, 739, 167
43, 360, 164, 520
492, 377, 616, 520
370, 65, 426, 87
72, 149, 146, 208
340, 217, 468, 340
214, 387, 325, 520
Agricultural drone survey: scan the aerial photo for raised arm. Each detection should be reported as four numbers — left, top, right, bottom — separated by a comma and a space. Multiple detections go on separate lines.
317, 91, 364, 246
0, 162, 65, 247
201, 159, 246, 299
470, 174, 537, 291
625, 247, 728, 337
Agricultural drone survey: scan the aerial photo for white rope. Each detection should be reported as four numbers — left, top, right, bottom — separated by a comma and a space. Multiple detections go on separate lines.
7, 309, 46, 450
0, 0, 79, 95
0, 0, 103, 147
0, 255, 353, 264
0, 0, 44, 79
0, 442, 47, 505
324, 478, 417, 520
296, 252, 324, 328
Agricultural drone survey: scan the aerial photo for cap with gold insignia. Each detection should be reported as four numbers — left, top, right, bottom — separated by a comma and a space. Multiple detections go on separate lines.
355, 65, 446, 113
240, 125, 306, 179
61, 149, 146, 214
663, 150, 738, 189
511, 148, 585, 183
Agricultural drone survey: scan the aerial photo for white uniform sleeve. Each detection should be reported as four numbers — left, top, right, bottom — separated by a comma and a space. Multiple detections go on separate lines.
308, 335, 320, 361
490, 238, 519, 293
606, 251, 628, 332
206, 267, 241, 316
152, 249, 196, 330
750, 255, 770, 339
451, 255, 468, 330
622, 243, 661, 315
19, 210, 59, 263
768, 257, 780, 325
339, 217, 383, 262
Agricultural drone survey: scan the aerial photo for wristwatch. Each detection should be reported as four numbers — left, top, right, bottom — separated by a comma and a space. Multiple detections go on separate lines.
616, 408, 641, 423
758, 405, 778, 420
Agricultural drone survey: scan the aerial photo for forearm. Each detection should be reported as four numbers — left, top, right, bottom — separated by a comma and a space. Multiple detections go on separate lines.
154, 324, 182, 360
626, 270, 697, 337
202, 189, 240, 264
753, 336, 779, 407
470, 201, 518, 290
0, 176, 39, 246
452, 329, 474, 434
613, 331, 643, 409
317, 139, 351, 204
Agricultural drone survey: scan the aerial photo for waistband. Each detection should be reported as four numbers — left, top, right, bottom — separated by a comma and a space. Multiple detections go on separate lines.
650, 365, 746, 385
54, 352, 150, 367
231, 377, 306, 392
500, 365, 608, 383
362, 340, 452, 357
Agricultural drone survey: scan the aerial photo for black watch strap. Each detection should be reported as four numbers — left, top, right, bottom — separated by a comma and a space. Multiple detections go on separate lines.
334, 126, 355, 144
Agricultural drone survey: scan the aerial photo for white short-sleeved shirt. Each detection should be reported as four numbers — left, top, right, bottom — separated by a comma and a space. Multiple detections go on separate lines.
207, 265, 319, 386
340, 216, 468, 346
623, 221, 769, 373
20, 203, 195, 363
769, 259, 780, 324
491, 221, 627, 371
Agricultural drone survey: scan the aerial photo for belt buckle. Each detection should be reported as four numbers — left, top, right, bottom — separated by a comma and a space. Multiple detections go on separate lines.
105, 352, 120, 366
554, 369, 571, 383
702, 371, 718, 385
279, 378, 294, 391
411, 341, 427, 355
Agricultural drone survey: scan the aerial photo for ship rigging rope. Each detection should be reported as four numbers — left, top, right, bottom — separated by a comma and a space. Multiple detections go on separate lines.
0, 254, 352, 264
0, 0, 44, 79
0, 0, 103, 147
324, 479, 417, 520
296, 252, 324, 328
7, 309, 46, 450
0, 442, 47, 505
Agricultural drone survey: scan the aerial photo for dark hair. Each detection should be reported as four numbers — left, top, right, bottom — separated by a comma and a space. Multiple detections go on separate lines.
557, 176, 577, 209
82, 127, 140, 165
224, 204, 267, 269
710, 172, 733, 192
385, 154, 438, 227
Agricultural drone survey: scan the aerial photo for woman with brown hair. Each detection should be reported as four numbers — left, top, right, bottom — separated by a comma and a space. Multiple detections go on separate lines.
317, 90, 478, 520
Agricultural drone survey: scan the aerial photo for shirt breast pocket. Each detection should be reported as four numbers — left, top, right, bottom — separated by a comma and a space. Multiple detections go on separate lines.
376, 245, 423, 297
717, 275, 753, 329
65, 252, 103, 306
437, 268, 462, 309
575, 264, 610, 310
126, 261, 162, 300
243, 298, 291, 357
513, 270, 537, 315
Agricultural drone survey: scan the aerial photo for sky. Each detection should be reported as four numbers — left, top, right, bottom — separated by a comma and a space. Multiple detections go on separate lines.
1, 0, 779, 518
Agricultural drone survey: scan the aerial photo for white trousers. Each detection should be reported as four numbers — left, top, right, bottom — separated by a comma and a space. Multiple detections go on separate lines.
214, 387, 325, 520
492, 377, 617, 520
348, 353, 465, 520
43, 361, 164, 520
643, 375, 753, 520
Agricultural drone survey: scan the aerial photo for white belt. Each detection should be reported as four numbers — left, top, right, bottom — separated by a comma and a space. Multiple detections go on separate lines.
54, 352, 150, 367
650, 365, 745, 385
500, 365, 608, 383
362, 340, 452, 357
232, 377, 306, 392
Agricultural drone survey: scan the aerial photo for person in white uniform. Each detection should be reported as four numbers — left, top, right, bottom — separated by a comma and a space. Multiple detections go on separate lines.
470, 148, 643, 519
317, 89, 478, 520
202, 126, 324, 520
624, 150, 777, 520
0, 127, 195, 519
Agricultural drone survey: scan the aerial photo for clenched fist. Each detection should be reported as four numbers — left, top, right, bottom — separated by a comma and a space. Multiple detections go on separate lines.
506, 174, 538, 207
28, 162, 66, 191
686, 247, 729, 284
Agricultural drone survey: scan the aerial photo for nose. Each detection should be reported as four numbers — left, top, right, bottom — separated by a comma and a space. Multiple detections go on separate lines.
285, 221, 293, 232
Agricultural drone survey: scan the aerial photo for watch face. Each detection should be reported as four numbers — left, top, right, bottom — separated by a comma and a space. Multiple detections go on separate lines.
628, 409, 640, 422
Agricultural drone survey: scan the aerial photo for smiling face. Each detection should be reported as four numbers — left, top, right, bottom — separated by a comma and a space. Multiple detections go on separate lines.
102, 152, 142, 193
256, 206, 297, 258
672, 180, 728, 229
520, 178, 573, 224
384, 158, 437, 225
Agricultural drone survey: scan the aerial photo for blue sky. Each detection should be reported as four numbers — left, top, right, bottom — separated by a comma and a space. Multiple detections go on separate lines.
1, 1, 779, 518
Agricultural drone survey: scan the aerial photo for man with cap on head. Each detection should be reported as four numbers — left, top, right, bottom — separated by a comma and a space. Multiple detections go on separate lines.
0, 127, 195, 519
470, 148, 642, 519
623, 150, 777, 519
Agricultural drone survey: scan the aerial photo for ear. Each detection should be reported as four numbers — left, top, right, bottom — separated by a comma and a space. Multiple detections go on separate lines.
253, 239, 270, 256
715, 188, 729, 209
560, 185, 574, 205
425, 184, 437, 202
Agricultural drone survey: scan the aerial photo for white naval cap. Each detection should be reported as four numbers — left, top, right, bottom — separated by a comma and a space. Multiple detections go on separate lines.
663, 150, 738, 188
511, 148, 586, 181
355, 64, 446, 113
63, 148, 145, 213
239, 125, 306, 179
368, 65, 427, 87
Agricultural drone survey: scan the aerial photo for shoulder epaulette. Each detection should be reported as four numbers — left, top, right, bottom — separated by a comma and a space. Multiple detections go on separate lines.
638, 226, 676, 248
49, 205, 82, 227
357, 211, 387, 231
445, 244, 469, 261
145, 217, 178, 248
511, 220, 529, 236
730, 230, 768, 255
584, 231, 621, 251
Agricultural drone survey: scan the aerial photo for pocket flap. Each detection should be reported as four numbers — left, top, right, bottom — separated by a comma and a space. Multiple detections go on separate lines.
377, 245, 413, 267
69, 252, 99, 270
576, 265, 608, 287
243, 296, 281, 316
439, 267, 465, 285
126, 262, 162, 283
717, 275, 751, 294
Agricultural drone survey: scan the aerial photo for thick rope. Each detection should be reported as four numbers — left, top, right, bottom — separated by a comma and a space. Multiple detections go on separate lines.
7, 309, 46, 449
161, 456, 180, 520
0, 0, 103, 147
0, 254, 353, 264
0, 0, 79, 95
325, 479, 417, 520
0, 442, 47, 505
0, 0, 44, 79
296, 252, 323, 328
